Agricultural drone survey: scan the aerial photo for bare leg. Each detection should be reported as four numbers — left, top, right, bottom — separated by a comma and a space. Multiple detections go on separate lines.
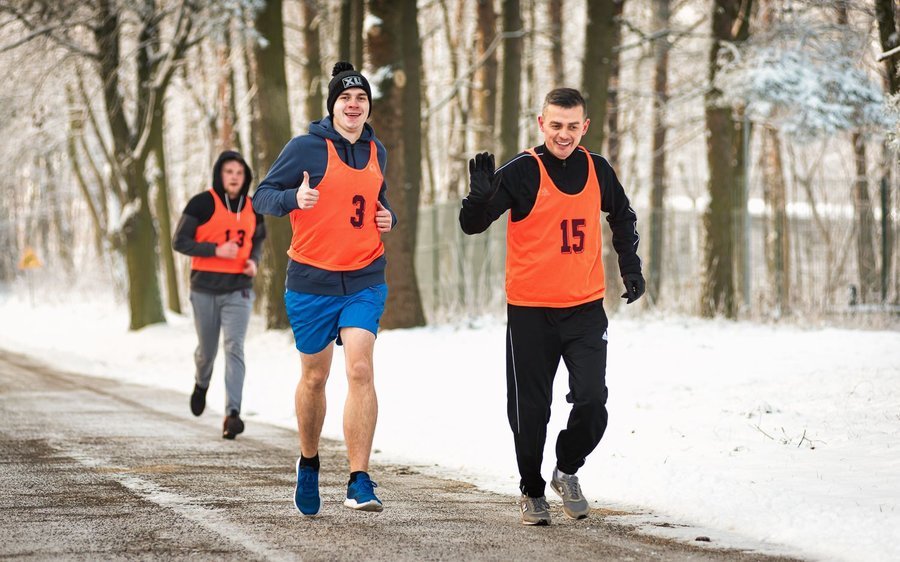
340, 328, 378, 472
296, 343, 335, 458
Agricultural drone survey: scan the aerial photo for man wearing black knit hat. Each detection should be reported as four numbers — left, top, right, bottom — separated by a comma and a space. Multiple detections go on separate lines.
326, 63, 373, 118
254, 62, 396, 517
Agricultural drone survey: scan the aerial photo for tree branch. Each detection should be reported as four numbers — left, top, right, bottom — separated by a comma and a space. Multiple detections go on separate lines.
0, 5, 98, 57
75, 65, 126, 206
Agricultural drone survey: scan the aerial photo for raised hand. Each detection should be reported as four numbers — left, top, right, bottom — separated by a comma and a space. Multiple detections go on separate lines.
467, 152, 497, 203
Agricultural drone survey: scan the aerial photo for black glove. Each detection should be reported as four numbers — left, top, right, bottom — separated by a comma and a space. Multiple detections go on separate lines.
621, 273, 645, 304
467, 152, 497, 203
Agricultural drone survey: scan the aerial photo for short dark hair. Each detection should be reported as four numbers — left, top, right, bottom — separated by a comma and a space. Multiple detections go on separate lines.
542, 88, 587, 115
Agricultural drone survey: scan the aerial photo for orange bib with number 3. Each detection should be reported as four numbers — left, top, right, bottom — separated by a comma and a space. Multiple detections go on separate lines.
505, 147, 606, 307
288, 139, 385, 271
192, 189, 256, 274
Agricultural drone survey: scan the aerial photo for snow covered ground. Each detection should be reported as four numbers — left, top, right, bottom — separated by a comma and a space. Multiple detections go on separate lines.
1, 289, 898, 561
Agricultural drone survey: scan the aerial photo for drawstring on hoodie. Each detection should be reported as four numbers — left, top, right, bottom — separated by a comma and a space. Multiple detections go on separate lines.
224, 194, 245, 222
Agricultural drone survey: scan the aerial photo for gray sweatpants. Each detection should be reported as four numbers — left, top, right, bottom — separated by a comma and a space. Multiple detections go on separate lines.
190, 289, 254, 414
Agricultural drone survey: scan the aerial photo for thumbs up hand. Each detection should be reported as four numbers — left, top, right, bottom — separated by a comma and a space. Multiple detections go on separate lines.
296, 171, 319, 210
375, 200, 393, 233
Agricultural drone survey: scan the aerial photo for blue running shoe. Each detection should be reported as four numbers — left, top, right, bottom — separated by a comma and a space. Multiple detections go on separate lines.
294, 458, 320, 516
343, 472, 383, 512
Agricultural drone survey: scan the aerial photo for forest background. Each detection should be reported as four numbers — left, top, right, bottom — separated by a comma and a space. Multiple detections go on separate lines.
0, 0, 898, 330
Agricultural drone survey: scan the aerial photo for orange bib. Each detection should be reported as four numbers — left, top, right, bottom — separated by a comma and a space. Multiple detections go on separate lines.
505, 147, 605, 307
192, 189, 256, 274
287, 139, 385, 271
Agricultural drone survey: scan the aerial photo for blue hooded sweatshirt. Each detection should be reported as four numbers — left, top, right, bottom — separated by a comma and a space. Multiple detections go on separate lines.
253, 117, 397, 296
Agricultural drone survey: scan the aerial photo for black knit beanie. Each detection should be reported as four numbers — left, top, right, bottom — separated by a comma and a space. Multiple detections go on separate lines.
326, 61, 372, 118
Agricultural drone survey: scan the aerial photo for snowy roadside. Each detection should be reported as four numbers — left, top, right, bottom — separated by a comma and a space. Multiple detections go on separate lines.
1, 292, 898, 561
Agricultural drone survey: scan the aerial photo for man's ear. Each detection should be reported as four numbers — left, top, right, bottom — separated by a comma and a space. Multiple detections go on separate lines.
582, 118, 591, 135
537, 114, 545, 132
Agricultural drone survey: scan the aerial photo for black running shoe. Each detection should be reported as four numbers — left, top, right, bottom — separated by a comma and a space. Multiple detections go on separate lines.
190, 384, 207, 416
223, 410, 244, 439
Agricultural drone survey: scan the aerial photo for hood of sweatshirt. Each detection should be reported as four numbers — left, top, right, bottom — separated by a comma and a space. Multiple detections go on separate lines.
211, 150, 253, 205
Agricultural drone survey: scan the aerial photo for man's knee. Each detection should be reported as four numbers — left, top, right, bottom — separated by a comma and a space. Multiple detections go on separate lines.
346, 358, 374, 386
301, 366, 330, 391
222, 338, 243, 357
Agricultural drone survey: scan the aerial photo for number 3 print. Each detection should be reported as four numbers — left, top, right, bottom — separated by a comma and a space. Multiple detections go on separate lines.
350, 195, 365, 228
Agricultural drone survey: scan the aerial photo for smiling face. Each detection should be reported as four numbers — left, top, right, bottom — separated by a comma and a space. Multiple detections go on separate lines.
332, 87, 370, 140
538, 103, 590, 160
221, 160, 245, 198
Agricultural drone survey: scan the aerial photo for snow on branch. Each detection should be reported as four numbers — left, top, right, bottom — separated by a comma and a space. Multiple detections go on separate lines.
715, 26, 895, 140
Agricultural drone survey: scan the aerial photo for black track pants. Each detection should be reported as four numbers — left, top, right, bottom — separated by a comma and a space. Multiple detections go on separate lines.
505, 299, 609, 497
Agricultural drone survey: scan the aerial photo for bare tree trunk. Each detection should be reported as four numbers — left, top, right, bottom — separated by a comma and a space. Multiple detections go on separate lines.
150, 102, 182, 314
339, 0, 351, 62
499, 0, 523, 164
874, 0, 899, 95
0, 194, 13, 281
134, 0, 180, 315
438, 0, 468, 198
757, 0, 789, 316
228, 23, 244, 155
875, 0, 900, 302
647, 0, 670, 305
525, 0, 538, 116
351, 0, 364, 68
217, 29, 239, 152
837, 3, 878, 304
605, 0, 625, 168
41, 156, 74, 273
301, 0, 324, 121
880, 143, 894, 303
548, 0, 563, 86
873, 0, 897, 303
242, 6, 259, 175
581, 0, 617, 153
339, 0, 365, 68
852, 133, 878, 302
95, 0, 166, 329
253, 0, 294, 329
474, 0, 499, 153
122, 161, 166, 329
368, 0, 426, 328
65, 88, 105, 257
602, 0, 626, 313
762, 125, 790, 315
700, 0, 752, 318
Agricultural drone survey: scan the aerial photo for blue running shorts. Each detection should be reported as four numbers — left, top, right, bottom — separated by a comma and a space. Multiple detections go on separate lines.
285, 284, 388, 354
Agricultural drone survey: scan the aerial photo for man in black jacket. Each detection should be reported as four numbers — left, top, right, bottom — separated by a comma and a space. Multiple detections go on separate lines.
459, 88, 644, 525
173, 150, 266, 439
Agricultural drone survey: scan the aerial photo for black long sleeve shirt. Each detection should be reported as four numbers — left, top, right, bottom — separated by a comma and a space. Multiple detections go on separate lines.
459, 144, 642, 276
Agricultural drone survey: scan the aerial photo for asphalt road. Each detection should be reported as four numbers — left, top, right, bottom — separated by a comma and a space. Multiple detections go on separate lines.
0, 350, 800, 561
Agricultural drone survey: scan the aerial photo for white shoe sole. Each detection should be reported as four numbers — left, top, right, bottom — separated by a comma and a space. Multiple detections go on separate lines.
343, 498, 384, 512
